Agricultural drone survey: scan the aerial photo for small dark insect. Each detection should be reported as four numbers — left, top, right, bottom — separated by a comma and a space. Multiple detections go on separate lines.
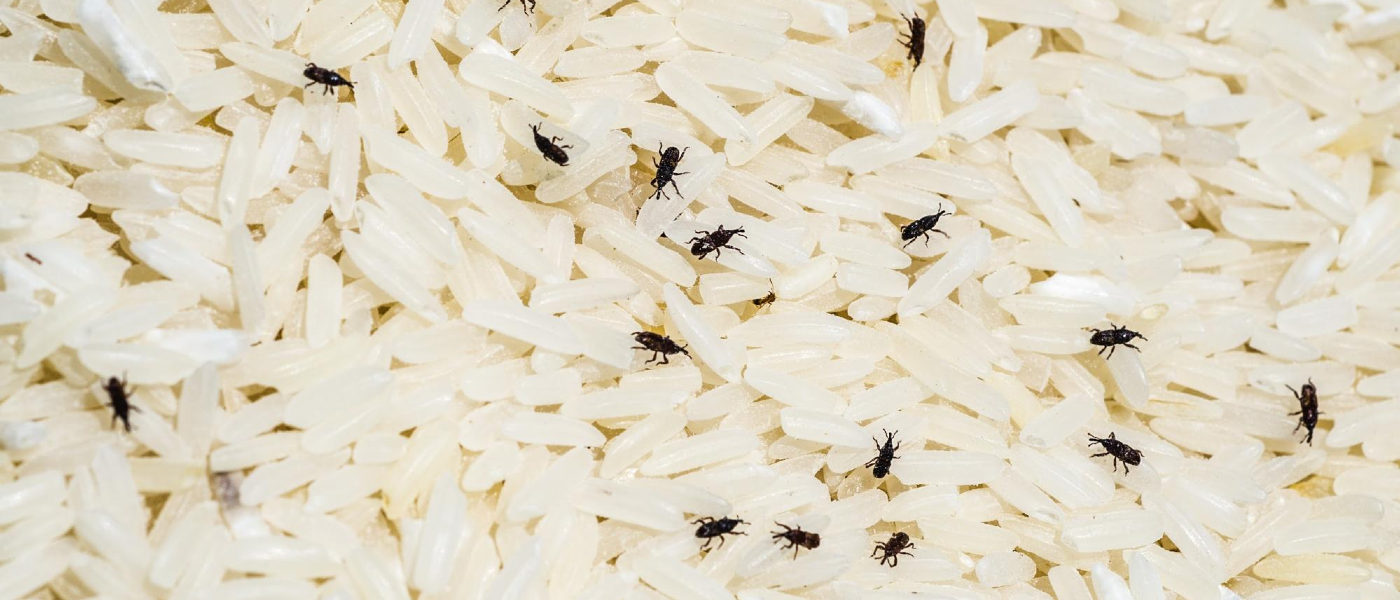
871, 531, 915, 567
530, 123, 573, 166
899, 14, 927, 68
901, 208, 950, 248
24, 252, 41, 264
772, 523, 821, 558
1088, 432, 1142, 474
632, 331, 690, 365
1286, 379, 1321, 445
100, 375, 141, 432
688, 225, 746, 260
1087, 323, 1147, 359
864, 429, 901, 479
693, 516, 748, 551
752, 284, 776, 308
498, 0, 536, 15
650, 144, 690, 201
302, 63, 355, 96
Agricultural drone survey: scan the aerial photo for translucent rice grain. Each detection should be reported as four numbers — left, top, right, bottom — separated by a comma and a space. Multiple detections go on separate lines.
675, 9, 786, 61
1062, 510, 1164, 552
726, 94, 813, 166
890, 451, 1005, 485
0, 88, 98, 132
655, 63, 754, 142
1221, 208, 1333, 243
946, 26, 986, 103
838, 91, 902, 138
1090, 563, 1134, 600
388, 0, 444, 70
360, 126, 469, 200
1254, 554, 1371, 585
940, 80, 1040, 143
975, 0, 1077, 27
1010, 444, 1114, 508
899, 229, 992, 317
640, 430, 761, 476
744, 367, 841, 411
1008, 129, 1085, 246
1107, 348, 1150, 409
1257, 154, 1357, 225
1272, 518, 1376, 556
1276, 297, 1357, 338
75, 0, 171, 92
937, 0, 978, 38
1019, 395, 1094, 448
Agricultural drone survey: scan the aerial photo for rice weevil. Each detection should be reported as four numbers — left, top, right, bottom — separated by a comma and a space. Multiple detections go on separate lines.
498, 0, 536, 15
900, 14, 926, 68
752, 283, 776, 308
650, 144, 689, 201
693, 516, 748, 551
688, 225, 746, 260
772, 523, 821, 558
1087, 323, 1147, 359
101, 375, 140, 432
872, 531, 915, 567
865, 429, 901, 479
303, 63, 355, 95
1286, 378, 1321, 445
530, 123, 572, 166
901, 208, 950, 248
1088, 432, 1142, 474
632, 331, 690, 365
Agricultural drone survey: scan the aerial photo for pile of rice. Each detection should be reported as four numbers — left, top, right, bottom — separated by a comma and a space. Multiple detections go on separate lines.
2, 0, 1400, 597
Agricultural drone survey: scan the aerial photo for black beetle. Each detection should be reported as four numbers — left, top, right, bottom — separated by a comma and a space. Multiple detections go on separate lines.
1087, 324, 1147, 359
1286, 379, 1321, 445
772, 523, 821, 558
865, 429, 901, 479
632, 331, 689, 365
498, 0, 536, 15
900, 15, 927, 68
650, 145, 689, 201
1088, 432, 1142, 474
530, 123, 572, 166
901, 209, 950, 248
303, 63, 355, 95
101, 375, 140, 432
688, 226, 746, 260
872, 531, 915, 567
693, 516, 747, 550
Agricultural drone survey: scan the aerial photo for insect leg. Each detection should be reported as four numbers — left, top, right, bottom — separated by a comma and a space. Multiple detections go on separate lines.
1091, 452, 1110, 458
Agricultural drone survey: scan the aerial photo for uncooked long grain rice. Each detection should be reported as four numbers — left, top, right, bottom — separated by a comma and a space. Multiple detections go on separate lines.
1, 0, 1400, 598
